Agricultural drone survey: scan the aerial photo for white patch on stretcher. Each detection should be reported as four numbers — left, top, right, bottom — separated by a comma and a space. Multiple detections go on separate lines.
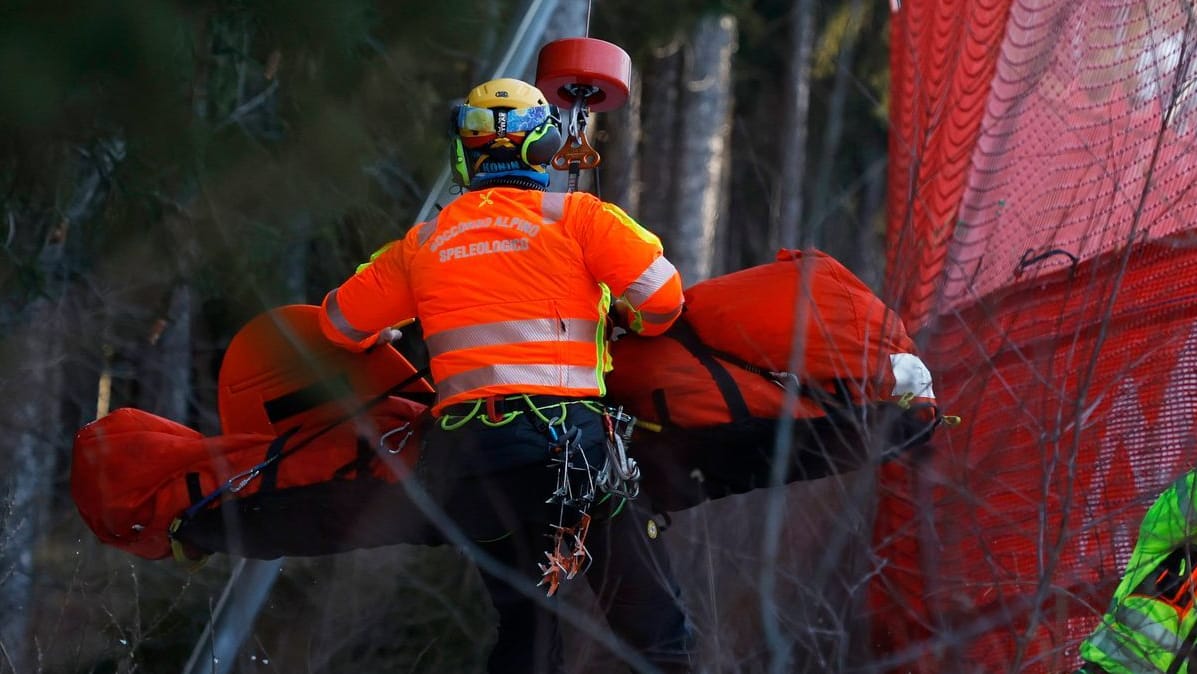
890, 353, 935, 400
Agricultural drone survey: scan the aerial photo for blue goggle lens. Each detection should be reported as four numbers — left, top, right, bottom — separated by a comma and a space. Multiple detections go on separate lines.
458, 104, 553, 135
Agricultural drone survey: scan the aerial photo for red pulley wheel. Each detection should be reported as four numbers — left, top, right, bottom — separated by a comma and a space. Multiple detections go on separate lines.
536, 37, 632, 112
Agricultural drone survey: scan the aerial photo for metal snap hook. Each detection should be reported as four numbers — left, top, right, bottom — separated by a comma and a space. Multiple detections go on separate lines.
380, 422, 413, 455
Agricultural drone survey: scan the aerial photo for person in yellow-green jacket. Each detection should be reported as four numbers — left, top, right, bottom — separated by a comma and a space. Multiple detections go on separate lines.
1078, 469, 1197, 673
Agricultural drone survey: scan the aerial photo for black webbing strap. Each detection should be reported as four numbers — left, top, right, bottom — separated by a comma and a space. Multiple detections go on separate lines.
650, 388, 672, 427
258, 430, 292, 492
664, 317, 858, 420
333, 436, 377, 479
175, 366, 431, 526
263, 373, 353, 424
679, 327, 831, 401
185, 473, 203, 504
665, 319, 752, 423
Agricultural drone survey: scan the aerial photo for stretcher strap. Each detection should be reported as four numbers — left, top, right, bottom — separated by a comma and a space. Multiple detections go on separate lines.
170, 367, 431, 535
664, 319, 752, 423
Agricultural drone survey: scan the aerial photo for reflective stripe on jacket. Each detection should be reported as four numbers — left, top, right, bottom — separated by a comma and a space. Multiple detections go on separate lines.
1080, 469, 1197, 674
319, 187, 684, 415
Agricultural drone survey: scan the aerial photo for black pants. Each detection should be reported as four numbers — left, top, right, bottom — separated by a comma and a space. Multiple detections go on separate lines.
420, 400, 693, 673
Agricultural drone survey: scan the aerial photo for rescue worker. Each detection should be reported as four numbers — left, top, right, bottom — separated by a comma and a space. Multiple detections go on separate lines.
1077, 468, 1197, 673
318, 78, 693, 673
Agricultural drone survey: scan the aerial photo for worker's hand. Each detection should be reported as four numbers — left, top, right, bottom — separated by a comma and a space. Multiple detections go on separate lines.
611, 297, 634, 329
377, 327, 403, 345
370, 319, 415, 350
607, 298, 633, 341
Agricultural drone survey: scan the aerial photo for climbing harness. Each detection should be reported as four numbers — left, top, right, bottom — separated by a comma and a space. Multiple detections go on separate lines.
436, 394, 601, 430
435, 394, 647, 595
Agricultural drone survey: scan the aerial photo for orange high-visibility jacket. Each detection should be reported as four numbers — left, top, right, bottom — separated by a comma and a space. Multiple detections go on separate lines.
319, 187, 684, 415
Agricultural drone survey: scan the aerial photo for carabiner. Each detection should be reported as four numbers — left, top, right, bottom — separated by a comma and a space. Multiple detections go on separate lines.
380, 422, 413, 455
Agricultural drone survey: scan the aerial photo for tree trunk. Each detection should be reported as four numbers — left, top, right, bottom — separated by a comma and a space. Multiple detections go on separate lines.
669, 13, 737, 285
600, 73, 641, 213
134, 283, 193, 421
0, 135, 119, 669
850, 155, 888, 291
637, 40, 683, 248
283, 211, 314, 304
810, 0, 867, 259
774, 0, 816, 251
0, 240, 65, 673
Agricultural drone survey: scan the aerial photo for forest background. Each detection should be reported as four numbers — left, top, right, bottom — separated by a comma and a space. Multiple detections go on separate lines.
0, 0, 896, 671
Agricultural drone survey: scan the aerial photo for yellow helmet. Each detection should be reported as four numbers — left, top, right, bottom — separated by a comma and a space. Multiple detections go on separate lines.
450, 78, 562, 189
465, 78, 549, 109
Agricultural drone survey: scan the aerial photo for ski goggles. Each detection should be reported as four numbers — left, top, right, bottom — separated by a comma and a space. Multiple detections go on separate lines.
456, 104, 556, 148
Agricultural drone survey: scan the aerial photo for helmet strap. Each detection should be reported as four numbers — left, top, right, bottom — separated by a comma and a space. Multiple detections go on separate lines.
471, 175, 548, 191
449, 137, 470, 187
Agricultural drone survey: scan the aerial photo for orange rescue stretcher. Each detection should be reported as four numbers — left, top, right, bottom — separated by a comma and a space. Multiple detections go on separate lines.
71, 249, 943, 562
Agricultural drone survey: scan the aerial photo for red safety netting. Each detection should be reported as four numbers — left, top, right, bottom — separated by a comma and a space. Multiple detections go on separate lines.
874, 0, 1197, 671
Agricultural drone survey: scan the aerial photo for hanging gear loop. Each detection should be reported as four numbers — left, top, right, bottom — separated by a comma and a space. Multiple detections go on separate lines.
539, 414, 598, 596
597, 406, 640, 498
